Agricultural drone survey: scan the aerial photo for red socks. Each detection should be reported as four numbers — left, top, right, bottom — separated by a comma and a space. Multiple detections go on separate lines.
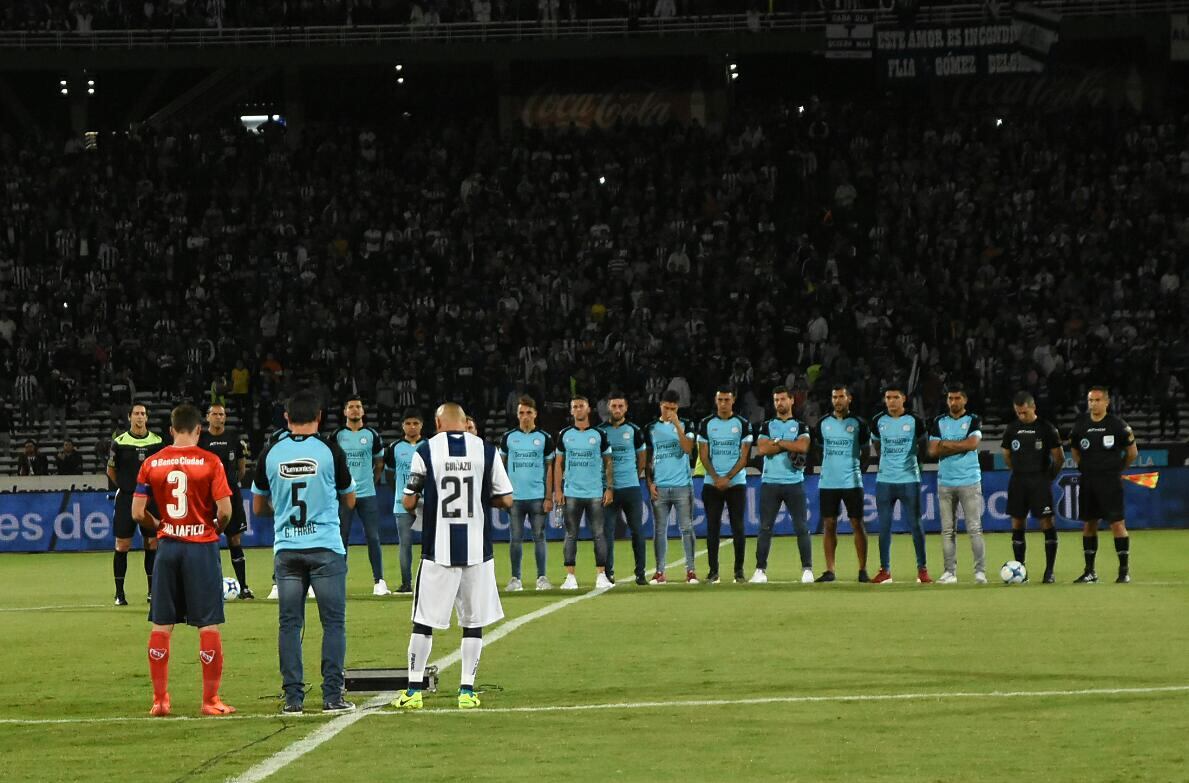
148, 630, 170, 701
199, 629, 223, 704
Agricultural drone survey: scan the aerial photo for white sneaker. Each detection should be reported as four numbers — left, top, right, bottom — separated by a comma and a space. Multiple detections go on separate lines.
505, 577, 523, 592
938, 572, 958, 585
748, 569, 768, 584
974, 571, 988, 585
801, 568, 815, 584
307, 586, 316, 598
595, 573, 614, 590
560, 574, 579, 590
267, 584, 279, 600
535, 576, 553, 591
372, 579, 391, 596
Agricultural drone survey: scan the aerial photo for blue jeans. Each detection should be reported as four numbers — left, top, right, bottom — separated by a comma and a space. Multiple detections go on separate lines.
563, 497, 606, 568
652, 485, 695, 572
509, 499, 548, 580
339, 494, 383, 581
275, 548, 347, 706
604, 486, 646, 579
757, 482, 810, 571
875, 481, 926, 571
395, 512, 416, 588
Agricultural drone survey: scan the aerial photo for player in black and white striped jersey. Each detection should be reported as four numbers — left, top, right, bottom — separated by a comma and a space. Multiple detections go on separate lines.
394, 403, 514, 711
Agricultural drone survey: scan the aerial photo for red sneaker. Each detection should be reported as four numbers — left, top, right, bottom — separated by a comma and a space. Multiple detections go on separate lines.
686, 570, 700, 584
149, 694, 171, 717
201, 699, 237, 716
649, 571, 667, 584
916, 568, 933, 584
871, 569, 893, 584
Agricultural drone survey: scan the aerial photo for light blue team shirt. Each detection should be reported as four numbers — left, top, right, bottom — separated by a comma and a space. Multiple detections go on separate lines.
871, 412, 925, 484
645, 418, 694, 488
813, 414, 870, 489
498, 428, 556, 500
557, 425, 611, 499
597, 421, 647, 491
385, 439, 421, 514
252, 433, 356, 555
757, 416, 810, 484
929, 413, 983, 487
697, 414, 753, 489
333, 426, 383, 498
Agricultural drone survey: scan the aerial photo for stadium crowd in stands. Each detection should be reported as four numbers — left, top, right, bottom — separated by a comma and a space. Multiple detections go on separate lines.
2, 100, 1188, 471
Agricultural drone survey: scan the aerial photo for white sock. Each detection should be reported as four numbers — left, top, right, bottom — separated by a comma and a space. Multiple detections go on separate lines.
460, 637, 483, 689
408, 633, 432, 688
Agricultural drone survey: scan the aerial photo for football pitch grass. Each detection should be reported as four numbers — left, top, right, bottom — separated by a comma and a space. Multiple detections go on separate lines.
2, 530, 1188, 783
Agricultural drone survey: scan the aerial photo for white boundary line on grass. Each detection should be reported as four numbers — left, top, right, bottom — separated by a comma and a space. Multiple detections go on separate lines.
224, 545, 713, 783
4, 683, 1187, 727
0, 604, 109, 612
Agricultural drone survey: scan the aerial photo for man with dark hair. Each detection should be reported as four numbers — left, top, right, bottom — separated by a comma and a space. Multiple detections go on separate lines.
812, 384, 871, 583
55, 439, 84, 475
383, 409, 425, 593
498, 396, 556, 591
751, 386, 813, 584
108, 403, 165, 605
644, 389, 698, 584
870, 385, 930, 584
698, 386, 753, 584
133, 403, 235, 717
553, 396, 614, 590
928, 384, 987, 584
253, 389, 357, 715
334, 396, 387, 595
1069, 387, 1138, 583
598, 391, 649, 585
17, 439, 49, 476
199, 403, 254, 599
1001, 391, 1065, 583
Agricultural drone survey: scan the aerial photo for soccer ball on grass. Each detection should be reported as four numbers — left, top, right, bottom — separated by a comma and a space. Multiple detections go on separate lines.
221, 577, 241, 601
1000, 561, 1027, 584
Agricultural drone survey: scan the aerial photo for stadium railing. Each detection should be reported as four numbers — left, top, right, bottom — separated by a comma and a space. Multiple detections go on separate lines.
0, 0, 1184, 49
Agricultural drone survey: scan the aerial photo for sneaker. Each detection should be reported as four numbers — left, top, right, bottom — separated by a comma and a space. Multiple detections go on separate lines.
281, 702, 304, 715
535, 576, 553, 591
937, 571, 958, 585
858, 570, 870, 583
373, 579, 391, 596
1074, 571, 1098, 583
396, 583, 412, 594
322, 699, 356, 714
706, 571, 720, 584
394, 689, 423, 710
634, 575, 648, 586
595, 573, 614, 589
733, 569, 746, 584
505, 577, 523, 592
149, 694, 171, 717
238, 587, 256, 600
457, 689, 481, 709
200, 699, 237, 716
748, 569, 768, 584
1042, 572, 1055, 584
916, 568, 933, 584
974, 571, 988, 585
560, 574, 579, 590
114, 594, 129, 607
686, 570, 699, 584
649, 571, 667, 585
815, 571, 836, 583
1116, 571, 1131, 584
801, 568, 815, 584
267, 584, 279, 600
871, 569, 893, 584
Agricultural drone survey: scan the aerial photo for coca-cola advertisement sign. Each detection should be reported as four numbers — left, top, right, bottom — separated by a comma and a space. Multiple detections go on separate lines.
516, 85, 705, 129
944, 66, 1146, 112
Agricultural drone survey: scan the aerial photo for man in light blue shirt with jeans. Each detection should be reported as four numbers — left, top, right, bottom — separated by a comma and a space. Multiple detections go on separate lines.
553, 396, 614, 591
752, 386, 812, 585
928, 383, 986, 584
644, 390, 697, 584
498, 395, 555, 592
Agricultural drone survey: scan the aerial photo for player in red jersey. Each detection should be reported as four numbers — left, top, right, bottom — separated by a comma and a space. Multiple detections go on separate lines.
132, 404, 235, 717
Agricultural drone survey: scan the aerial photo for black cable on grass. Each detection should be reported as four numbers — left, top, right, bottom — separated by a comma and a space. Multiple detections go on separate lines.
171, 723, 291, 783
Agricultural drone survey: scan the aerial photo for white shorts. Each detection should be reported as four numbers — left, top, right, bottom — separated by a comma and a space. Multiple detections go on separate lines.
412, 559, 504, 630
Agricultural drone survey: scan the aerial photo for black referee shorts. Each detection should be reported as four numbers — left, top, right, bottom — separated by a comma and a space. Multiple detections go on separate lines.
222, 496, 248, 538
819, 487, 866, 522
113, 491, 157, 540
1006, 474, 1055, 520
1078, 473, 1125, 523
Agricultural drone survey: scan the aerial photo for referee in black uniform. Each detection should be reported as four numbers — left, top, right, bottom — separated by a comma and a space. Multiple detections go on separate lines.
1000, 392, 1065, 583
199, 403, 254, 599
1068, 387, 1138, 583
